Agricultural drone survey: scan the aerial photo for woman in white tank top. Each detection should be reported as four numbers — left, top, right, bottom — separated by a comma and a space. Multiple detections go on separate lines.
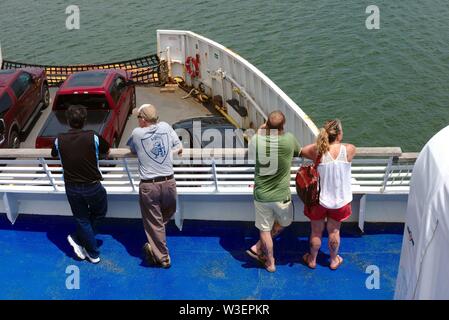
299, 119, 356, 270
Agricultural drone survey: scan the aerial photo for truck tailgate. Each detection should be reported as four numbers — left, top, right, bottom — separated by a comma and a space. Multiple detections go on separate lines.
39, 110, 111, 137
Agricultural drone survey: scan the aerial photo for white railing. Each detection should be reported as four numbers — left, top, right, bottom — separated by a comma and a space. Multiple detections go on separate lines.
0, 148, 416, 231
0, 147, 415, 194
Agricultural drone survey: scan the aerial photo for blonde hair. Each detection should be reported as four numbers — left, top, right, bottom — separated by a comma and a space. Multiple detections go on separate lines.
316, 119, 342, 157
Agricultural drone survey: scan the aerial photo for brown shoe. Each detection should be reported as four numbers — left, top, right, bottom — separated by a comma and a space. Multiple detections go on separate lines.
142, 243, 156, 265
160, 255, 171, 269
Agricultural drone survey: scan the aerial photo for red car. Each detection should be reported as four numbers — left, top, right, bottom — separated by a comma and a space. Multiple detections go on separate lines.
35, 69, 136, 148
0, 68, 50, 148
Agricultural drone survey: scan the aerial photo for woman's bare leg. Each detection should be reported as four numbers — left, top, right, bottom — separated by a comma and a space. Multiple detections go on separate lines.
327, 218, 343, 269
304, 219, 325, 268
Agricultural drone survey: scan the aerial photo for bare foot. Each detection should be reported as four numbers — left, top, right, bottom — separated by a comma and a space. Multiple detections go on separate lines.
264, 259, 276, 272
302, 253, 317, 269
329, 255, 343, 270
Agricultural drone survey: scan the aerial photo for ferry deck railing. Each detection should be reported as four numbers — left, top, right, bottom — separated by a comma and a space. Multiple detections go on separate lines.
0, 147, 417, 231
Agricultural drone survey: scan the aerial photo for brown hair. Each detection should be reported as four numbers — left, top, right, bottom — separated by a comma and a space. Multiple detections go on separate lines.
316, 119, 342, 157
266, 110, 285, 132
66, 105, 87, 129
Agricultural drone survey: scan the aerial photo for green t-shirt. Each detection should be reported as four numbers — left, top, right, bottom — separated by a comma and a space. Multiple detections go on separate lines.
250, 132, 301, 202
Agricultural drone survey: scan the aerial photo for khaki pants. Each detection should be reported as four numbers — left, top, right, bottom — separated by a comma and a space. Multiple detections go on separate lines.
139, 179, 177, 263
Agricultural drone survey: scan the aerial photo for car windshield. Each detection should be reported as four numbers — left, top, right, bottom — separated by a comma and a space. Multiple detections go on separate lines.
65, 72, 108, 88
54, 94, 109, 110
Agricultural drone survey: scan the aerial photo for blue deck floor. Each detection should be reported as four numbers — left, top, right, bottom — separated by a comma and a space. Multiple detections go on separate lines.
0, 213, 404, 300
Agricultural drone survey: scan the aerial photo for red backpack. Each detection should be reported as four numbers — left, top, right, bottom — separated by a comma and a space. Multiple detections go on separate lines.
295, 156, 321, 209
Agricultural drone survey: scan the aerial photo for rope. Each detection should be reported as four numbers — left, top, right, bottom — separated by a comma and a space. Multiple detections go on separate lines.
1, 53, 168, 87
181, 88, 198, 99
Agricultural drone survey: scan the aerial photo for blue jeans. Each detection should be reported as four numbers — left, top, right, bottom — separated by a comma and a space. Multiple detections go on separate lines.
65, 182, 107, 258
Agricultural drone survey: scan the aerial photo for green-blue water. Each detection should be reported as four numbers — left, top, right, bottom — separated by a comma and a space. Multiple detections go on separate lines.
1, 0, 449, 151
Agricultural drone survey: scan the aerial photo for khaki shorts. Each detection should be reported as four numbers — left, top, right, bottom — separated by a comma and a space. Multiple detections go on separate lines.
254, 200, 293, 232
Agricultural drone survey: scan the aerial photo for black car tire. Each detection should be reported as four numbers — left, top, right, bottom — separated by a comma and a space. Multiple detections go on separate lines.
112, 138, 120, 148
9, 130, 20, 149
129, 88, 136, 116
41, 83, 50, 109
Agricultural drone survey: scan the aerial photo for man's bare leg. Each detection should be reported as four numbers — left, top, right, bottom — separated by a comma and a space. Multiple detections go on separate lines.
259, 230, 275, 271
250, 222, 284, 257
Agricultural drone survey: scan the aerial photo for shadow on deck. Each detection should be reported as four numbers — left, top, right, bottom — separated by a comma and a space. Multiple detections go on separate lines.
0, 213, 404, 300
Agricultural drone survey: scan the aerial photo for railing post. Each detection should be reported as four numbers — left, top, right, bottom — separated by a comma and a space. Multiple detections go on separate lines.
381, 157, 393, 193
39, 157, 58, 191
122, 158, 136, 192
174, 194, 183, 231
211, 159, 219, 192
166, 46, 172, 78
358, 194, 367, 233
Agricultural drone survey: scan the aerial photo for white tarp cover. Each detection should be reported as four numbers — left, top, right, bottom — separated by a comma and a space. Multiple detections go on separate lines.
395, 125, 449, 299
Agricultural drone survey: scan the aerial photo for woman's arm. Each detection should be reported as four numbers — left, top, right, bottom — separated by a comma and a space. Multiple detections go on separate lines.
299, 143, 318, 160
344, 143, 357, 162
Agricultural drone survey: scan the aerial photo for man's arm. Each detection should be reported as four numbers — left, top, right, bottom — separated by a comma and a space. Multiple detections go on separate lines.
97, 134, 110, 155
169, 126, 183, 155
126, 135, 137, 154
51, 138, 59, 158
248, 133, 257, 162
293, 136, 302, 157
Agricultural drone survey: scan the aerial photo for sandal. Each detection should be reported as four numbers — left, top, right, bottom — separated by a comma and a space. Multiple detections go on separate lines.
246, 248, 266, 264
302, 253, 316, 269
329, 255, 343, 270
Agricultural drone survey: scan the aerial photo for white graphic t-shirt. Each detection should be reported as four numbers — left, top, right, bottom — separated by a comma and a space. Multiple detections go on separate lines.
127, 122, 181, 179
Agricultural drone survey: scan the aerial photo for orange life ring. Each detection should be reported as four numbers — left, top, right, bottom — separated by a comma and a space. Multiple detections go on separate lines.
185, 56, 200, 78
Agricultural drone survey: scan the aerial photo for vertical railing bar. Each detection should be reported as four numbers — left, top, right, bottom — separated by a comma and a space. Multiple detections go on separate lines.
390, 164, 398, 186
381, 157, 393, 192
122, 158, 136, 192
211, 159, 219, 192
406, 164, 413, 185
398, 167, 405, 186
39, 157, 58, 191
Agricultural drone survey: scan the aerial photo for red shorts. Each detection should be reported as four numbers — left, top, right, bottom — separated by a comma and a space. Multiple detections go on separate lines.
304, 202, 352, 222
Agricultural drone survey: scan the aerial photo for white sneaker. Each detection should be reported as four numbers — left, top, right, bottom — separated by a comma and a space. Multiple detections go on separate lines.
83, 249, 100, 264
67, 235, 86, 260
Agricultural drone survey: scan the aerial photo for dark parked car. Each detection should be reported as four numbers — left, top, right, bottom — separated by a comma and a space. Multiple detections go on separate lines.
35, 69, 135, 148
0, 68, 50, 148
172, 116, 247, 149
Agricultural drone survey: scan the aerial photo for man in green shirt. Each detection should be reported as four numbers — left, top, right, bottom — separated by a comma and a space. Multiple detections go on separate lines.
247, 111, 301, 272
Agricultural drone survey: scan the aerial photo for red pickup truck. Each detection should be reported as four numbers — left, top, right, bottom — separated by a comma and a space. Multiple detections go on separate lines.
35, 69, 136, 148
0, 68, 50, 148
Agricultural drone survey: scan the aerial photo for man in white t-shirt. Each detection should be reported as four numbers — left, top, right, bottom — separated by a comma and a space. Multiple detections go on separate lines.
127, 104, 182, 268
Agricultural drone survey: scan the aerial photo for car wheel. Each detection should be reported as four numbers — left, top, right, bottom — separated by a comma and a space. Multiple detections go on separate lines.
129, 89, 136, 115
41, 83, 50, 109
112, 138, 120, 148
9, 130, 20, 149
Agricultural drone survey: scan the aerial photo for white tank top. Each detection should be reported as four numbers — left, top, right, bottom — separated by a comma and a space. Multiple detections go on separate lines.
318, 144, 353, 209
